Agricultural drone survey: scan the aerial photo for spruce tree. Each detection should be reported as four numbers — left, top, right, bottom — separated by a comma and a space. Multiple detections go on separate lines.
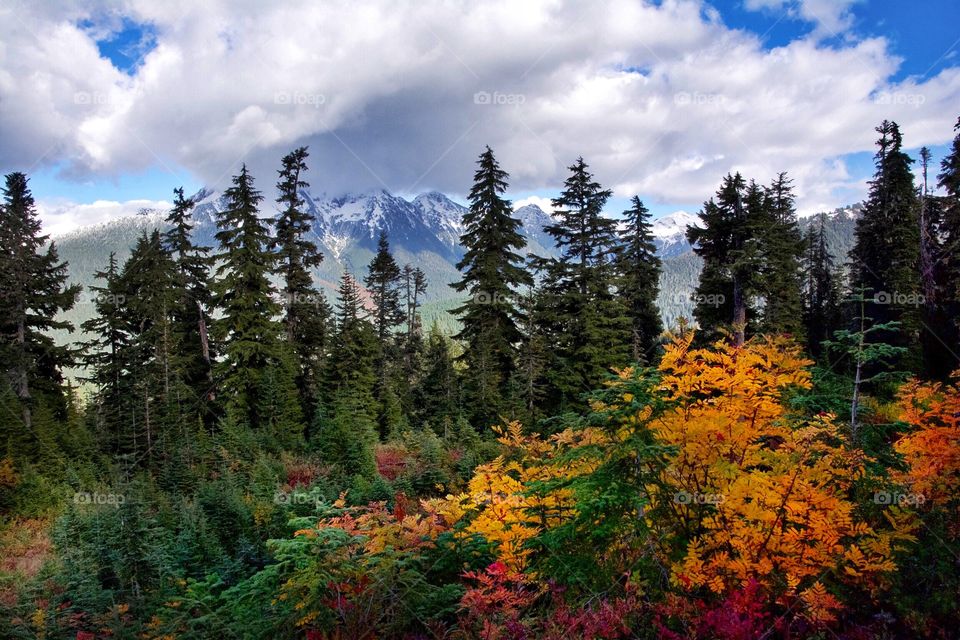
318, 273, 379, 460
687, 173, 761, 345
365, 231, 404, 346
533, 157, 629, 410
364, 232, 406, 436
414, 322, 461, 436
936, 118, 960, 376
211, 165, 282, 426
450, 147, 532, 425
272, 146, 331, 411
615, 196, 663, 363
118, 231, 185, 465
80, 253, 130, 452
801, 214, 843, 358
758, 172, 805, 338
848, 120, 920, 369
163, 187, 216, 419
0, 172, 80, 446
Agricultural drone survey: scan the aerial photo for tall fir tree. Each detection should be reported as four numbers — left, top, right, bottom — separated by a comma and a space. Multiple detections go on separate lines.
615, 196, 663, 363
533, 157, 629, 410
162, 187, 216, 419
801, 214, 844, 358
450, 147, 532, 425
318, 272, 379, 465
936, 117, 960, 376
272, 146, 331, 413
848, 120, 920, 369
0, 172, 80, 452
364, 232, 406, 436
687, 172, 761, 345
211, 165, 283, 426
758, 172, 805, 338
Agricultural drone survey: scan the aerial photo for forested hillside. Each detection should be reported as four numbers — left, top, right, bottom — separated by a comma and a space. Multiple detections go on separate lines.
2, 119, 960, 640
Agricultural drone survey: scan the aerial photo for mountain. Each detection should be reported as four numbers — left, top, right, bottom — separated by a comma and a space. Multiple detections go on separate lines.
51, 190, 860, 348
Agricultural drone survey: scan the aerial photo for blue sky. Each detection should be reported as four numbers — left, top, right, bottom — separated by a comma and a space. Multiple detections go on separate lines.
2, 0, 958, 232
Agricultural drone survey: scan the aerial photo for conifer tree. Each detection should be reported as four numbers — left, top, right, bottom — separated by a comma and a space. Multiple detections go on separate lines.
935, 117, 960, 376
450, 147, 532, 424
211, 165, 282, 425
687, 172, 760, 345
758, 172, 805, 338
272, 146, 330, 411
365, 231, 404, 346
615, 196, 663, 363
118, 231, 185, 465
533, 157, 629, 409
364, 232, 406, 436
0, 172, 80, 444
80, 253, 130, 451
318, 272, 379, 460
801, 214, 843, 358
414, 322, 461, 435
848, 120, 920, 368
163, 187, 216, 418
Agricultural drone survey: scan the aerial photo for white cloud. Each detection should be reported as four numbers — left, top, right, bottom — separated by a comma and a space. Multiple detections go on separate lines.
744, 0, 862, 36
1, 0, 958, 221
38, 198, 170, 236
513, 195, 558, 214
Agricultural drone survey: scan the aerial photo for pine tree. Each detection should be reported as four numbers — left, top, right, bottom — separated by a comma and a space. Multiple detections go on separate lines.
365, 231, 404, 346
758, 172, 805, 338
80, 253, 130, 453
935, 117, 960, 376
118, 231, 185, 466
849, 120, 920, 369
533, 158, 629, 410
364, 232, 406, 436
211, 165, 282, 425
163, 187, 216, 420
0, 172, 80, 449
801, 214, 843, 358
615, 196, 663, 363
450, 147, 532, 424
414, 322, 461, 436
687, 172, 761, 345
319, 272, 379, 455
272, 146, 330, 411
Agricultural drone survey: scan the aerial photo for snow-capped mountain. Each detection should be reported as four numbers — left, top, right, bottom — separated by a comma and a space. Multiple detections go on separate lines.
651, 210, 699, 258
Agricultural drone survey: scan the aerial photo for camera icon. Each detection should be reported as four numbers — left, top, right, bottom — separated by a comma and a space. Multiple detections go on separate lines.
73, 492, 91, 504
873, 291, 891, 304
274, 92, 291, 105
74, 92, 91, 105
274, 491, 290, 505
873, 491, 893, 505
674, 92, 691, 106
673, 491, 693, 505
474, 91, 491, 105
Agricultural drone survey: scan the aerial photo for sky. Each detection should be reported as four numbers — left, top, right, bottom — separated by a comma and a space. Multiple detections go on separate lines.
1, 0, 959, 235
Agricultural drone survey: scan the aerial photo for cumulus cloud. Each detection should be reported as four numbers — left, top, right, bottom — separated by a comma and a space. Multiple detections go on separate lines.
1, 0, 959, 218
